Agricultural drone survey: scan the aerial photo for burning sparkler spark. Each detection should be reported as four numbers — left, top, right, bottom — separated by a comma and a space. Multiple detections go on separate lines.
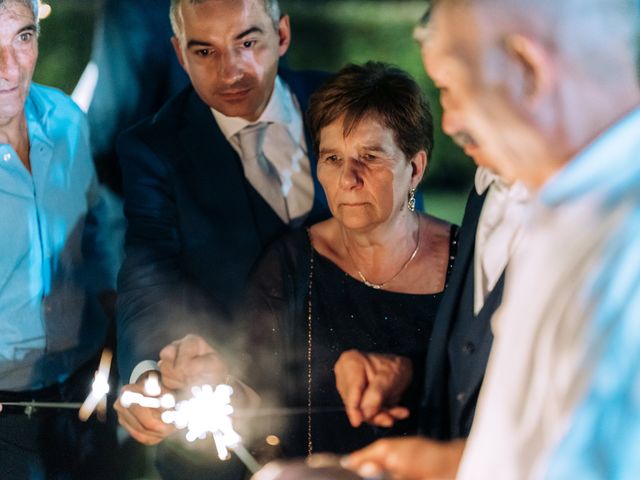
144, 372, 162, 396
119, 381, 263, 473
79, 349, 112, 421
161, 384, 242, 459
119, 372, 176, 409
119, 391, 177, 409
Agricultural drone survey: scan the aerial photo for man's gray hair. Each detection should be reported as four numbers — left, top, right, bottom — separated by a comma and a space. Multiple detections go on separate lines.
0, 0, 39, 23
170, 0, 281, 37
423, 0, 640, 85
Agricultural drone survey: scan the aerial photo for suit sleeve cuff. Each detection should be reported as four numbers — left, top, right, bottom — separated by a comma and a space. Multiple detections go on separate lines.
130, 360, 159, 384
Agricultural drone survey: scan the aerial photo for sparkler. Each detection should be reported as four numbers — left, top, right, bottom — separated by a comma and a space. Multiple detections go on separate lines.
117, 380, 261, 473
118, 379, 351, 475
160, 384, 262, 473
1, 349, 113, 420
78, 349, 112, 421
119, 372, 176, 409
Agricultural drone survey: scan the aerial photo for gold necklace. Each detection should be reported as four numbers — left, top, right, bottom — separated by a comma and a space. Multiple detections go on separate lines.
345, 217, 421, 290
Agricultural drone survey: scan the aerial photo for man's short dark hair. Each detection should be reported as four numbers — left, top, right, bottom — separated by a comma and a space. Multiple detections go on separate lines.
307, 61, 435, 161
170, 0, 281, 36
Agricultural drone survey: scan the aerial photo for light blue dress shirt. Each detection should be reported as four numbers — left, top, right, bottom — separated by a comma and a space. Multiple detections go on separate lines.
544, 107, 640, 479
0, 84, 117, 391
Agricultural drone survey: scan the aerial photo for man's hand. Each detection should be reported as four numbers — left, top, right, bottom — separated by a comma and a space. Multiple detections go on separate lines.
344, 437, 465, 480
334, 350, 413, 428
157, 334, 229, 390
114, 377, 176, 445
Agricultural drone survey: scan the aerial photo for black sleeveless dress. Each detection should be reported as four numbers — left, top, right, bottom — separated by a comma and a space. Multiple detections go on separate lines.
240, 226, 458, 457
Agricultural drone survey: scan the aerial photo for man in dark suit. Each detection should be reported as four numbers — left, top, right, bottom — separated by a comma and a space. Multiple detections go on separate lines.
113, 0, 329, 473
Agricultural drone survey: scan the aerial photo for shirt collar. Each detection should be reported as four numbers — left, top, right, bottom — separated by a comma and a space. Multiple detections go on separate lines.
474, 166, 500, 194
540, 106, 640, 207
475, 166, 530, 203
212, 76, 301, 142
0, 84, 54, 149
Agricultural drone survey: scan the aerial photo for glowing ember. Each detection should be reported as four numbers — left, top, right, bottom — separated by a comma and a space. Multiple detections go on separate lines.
266, 435, 280, 446
78, 349, 112, 421
120, 391, 176, 409
161, 384, 242, 461
144, 373, 162, 396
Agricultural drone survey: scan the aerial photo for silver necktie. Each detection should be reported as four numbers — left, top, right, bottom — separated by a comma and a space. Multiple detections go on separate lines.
236, 123, 289, 222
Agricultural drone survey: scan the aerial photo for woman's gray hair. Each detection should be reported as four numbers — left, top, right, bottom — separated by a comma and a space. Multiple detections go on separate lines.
170, 0, 281, 37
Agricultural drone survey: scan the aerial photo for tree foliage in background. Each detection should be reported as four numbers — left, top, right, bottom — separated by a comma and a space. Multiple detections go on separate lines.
33, 0, 475, 194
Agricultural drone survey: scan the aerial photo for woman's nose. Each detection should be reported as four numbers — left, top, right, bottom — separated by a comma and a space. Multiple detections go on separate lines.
339, 157, 363, 189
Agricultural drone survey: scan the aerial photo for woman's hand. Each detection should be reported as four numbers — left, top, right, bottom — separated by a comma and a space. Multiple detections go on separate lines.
334, 350, 413, 428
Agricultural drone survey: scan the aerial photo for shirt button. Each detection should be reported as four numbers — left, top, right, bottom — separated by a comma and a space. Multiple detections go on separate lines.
456, 392, 466, 403
462, 341, 476, 354
2, 153, 10, 162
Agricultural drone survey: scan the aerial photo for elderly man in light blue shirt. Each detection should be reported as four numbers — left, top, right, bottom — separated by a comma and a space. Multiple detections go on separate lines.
0, 0, 119, 478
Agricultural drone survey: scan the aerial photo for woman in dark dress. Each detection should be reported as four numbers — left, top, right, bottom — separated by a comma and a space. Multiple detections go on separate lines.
241, 62, 458, 458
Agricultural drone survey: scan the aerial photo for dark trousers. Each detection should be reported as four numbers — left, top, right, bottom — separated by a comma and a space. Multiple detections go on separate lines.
0, 359, 119, 480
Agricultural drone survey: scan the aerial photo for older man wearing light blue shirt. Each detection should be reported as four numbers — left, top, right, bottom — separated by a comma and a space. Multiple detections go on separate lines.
0, 82, 116, 391
0, 0, 119, 478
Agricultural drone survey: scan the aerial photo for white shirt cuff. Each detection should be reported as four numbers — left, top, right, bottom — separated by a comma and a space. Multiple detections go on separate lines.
130, 360, 159, 384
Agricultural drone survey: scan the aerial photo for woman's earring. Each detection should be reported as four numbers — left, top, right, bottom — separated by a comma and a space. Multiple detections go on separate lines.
408, 188, 416, 212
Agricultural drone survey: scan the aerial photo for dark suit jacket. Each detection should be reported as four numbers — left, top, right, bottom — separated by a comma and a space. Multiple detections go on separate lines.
419, 187, 504, 440
87, 0, 189, 194
116, 70, 330, 380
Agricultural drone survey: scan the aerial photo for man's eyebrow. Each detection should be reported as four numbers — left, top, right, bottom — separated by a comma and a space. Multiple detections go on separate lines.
185, 27, 263, 49
19, 24, 37, 34
235, 27, 264, 40
186, 39, 212, 49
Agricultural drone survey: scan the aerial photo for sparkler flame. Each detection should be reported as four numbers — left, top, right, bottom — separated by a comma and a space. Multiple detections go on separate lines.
119, 380, 260, 472
120, 372, 176, 409
78, 349, 112, 421
120, 391, 176, 409
161, 384, 242, 460
144, 372, 162, 397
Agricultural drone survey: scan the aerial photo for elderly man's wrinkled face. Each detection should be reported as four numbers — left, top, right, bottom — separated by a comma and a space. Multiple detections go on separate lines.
172, 0, 289, 122
317, 115, 422, 232
0, 1, 38, 127
421, 3, 521, 182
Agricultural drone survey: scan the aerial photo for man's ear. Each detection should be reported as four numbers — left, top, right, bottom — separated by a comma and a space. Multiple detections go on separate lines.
277, 15, 292, 57
504, 34, 554, 107
410, 150, 428, 189
171, 35, 186, 69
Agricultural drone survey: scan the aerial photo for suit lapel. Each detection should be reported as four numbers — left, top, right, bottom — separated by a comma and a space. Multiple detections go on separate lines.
422, 188, 486, 414
177, 90, 263, 251
464, 269, 503, 398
